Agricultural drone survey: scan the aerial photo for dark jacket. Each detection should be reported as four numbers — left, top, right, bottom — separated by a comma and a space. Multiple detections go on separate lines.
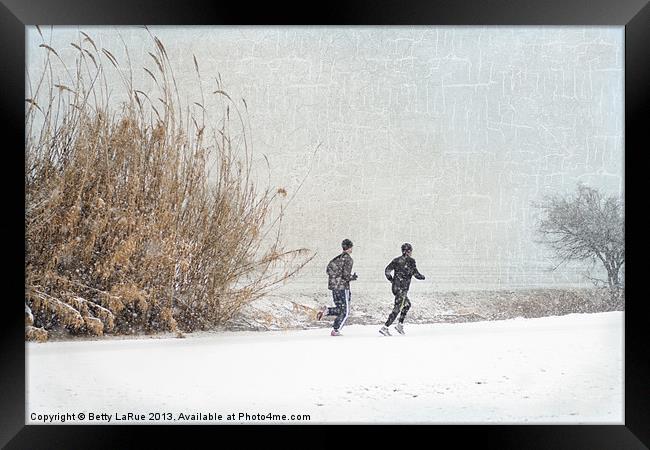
327, 252, 356, 290
385, 255, 425, 292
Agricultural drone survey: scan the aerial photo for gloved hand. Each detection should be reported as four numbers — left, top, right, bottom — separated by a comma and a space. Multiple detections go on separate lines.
351, 272, 358, 281
386, 275, 393, 282
415, 274, 425, 280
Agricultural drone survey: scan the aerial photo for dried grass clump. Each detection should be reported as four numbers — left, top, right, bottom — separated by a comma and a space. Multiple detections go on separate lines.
25, 29, 314, 337
26, 326, 49, 342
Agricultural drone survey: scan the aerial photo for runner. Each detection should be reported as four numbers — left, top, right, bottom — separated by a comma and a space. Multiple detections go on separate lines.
379, 243, 425, 336
317, 239, 358, 336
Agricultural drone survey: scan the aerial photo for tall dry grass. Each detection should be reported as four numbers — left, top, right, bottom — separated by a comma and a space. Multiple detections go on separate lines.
25, 28, 314, 339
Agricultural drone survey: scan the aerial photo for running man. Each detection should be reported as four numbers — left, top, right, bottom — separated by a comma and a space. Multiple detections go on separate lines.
379, 243, 425, 336
317, 239, 358, 336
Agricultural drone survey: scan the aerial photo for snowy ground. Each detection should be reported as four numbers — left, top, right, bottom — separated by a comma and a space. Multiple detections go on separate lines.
27, 311, 623, 424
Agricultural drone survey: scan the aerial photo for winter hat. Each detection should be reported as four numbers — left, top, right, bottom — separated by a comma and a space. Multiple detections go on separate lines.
401, 243, 413, 253
342, 239, 353, 250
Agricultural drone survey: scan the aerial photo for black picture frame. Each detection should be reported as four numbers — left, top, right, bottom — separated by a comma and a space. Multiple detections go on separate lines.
2, 0, 647, 448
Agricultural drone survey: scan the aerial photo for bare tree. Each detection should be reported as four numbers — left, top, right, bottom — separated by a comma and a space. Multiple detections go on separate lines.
535, 184, 624, 306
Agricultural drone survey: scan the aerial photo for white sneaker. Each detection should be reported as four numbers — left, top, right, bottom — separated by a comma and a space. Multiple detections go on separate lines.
395, 323, 405, 335
379, 325, 391, 336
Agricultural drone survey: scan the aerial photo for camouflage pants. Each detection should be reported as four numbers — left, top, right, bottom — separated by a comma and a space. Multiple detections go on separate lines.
326, 289, 350, 331
384, 289, 411, 327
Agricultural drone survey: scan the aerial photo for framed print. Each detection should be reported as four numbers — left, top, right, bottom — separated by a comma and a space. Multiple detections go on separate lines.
2, 0, 648, 448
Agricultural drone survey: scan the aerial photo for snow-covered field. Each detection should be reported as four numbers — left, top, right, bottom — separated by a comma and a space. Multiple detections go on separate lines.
27, 312, 623, 424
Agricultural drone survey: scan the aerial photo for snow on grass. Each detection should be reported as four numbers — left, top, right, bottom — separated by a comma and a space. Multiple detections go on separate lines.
227, 283, 615, 331
27, 312, 623, 424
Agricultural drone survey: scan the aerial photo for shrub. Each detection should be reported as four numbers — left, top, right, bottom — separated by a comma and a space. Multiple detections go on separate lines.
25, 29, 313, 337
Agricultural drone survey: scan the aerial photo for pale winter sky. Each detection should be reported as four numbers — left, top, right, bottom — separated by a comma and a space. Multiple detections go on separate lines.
26, 26, 624, 288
